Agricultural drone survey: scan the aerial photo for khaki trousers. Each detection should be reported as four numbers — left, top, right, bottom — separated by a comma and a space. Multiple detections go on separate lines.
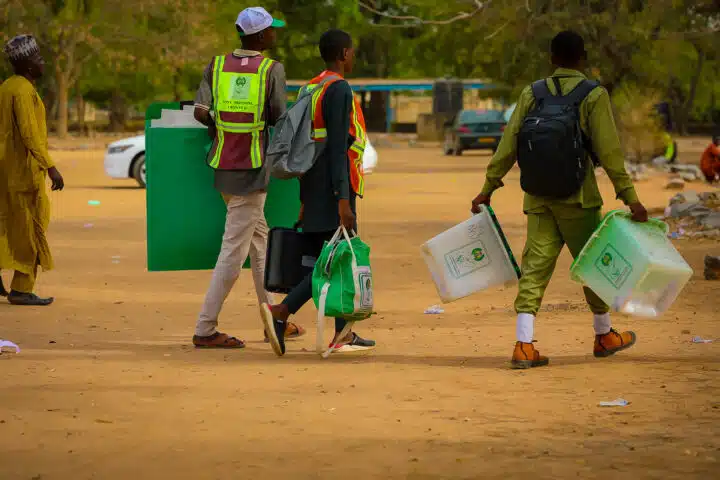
195, 192, 274, 337
514, 204, 609, 316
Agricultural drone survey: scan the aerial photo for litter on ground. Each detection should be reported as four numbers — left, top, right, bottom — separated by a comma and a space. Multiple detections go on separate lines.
0, 340, 20, 354
424, 305, 445, 315
692, 336, 714, 344
599, 398, 629, 407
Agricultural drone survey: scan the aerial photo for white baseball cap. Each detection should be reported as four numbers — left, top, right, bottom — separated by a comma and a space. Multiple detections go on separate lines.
236, 7, 286, 36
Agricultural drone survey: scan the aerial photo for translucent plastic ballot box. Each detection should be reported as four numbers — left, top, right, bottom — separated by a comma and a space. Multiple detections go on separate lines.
570, 210, 693, 317
145, 101, 300, 272
421, 205, 521, 303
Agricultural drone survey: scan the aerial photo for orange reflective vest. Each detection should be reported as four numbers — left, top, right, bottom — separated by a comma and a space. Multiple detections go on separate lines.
304, 71, 366, 196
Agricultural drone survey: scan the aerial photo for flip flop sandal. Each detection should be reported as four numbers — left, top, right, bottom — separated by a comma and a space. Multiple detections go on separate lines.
286, 322, 306, 339
193, 332, 245, 349
263, 322, 306, 342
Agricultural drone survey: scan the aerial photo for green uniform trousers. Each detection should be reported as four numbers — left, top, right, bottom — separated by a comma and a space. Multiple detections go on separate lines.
514, 204, 609, 315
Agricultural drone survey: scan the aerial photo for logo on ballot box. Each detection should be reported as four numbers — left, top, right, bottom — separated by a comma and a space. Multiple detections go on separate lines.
444, 241, 491, 279
595, 244, 632, 289
471, 248, 486, 262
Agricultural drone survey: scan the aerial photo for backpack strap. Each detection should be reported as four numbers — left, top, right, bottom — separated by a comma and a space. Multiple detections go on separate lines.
564, 79, 602, 167
530, 79, 553, 104
298, 75, 342, 101
564, 79, 600, 106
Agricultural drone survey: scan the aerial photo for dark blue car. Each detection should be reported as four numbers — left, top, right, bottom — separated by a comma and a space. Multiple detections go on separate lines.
443, 109, 506, 156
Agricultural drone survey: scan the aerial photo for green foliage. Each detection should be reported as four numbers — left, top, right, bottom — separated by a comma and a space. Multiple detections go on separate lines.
612, 84, 664, 162
2, 0, 718, 133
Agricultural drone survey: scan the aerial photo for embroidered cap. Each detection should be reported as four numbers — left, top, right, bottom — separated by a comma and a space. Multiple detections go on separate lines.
236, 7, 286, 36
4, 34, 40, 61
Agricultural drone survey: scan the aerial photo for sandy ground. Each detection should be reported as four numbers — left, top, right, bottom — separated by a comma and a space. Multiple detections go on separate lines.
1, 143, 719, 480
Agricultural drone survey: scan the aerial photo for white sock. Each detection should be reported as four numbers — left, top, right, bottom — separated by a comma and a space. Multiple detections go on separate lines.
593, 313, 612, 335
516, 313, 535, 343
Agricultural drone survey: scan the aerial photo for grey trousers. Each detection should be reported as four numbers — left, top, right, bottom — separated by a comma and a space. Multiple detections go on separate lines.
195, 192, 275, 337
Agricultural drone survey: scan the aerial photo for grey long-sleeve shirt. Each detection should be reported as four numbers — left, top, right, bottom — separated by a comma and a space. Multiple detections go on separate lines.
300, 79, 357, 233
194, 49, 287, 196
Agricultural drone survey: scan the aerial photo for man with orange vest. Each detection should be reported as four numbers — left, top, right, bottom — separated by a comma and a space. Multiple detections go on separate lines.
261, 29, 376, 356
191, 7, 306, 349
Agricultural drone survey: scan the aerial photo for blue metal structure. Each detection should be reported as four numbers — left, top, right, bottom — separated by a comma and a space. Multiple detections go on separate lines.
286, 79, 496, 132
286, 79, 492, 92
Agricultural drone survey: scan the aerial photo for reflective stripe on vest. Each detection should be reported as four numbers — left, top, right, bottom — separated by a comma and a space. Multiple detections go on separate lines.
306, 72, 367, 196
209, 55, 273, 169
347, 100, 366, 196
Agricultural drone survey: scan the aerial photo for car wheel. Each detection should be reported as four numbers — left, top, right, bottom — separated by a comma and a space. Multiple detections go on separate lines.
132, 154, 146, 188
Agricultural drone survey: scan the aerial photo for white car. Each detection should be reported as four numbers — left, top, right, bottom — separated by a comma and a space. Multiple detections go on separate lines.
104, 135, 146, 187
103, 134, 377, 189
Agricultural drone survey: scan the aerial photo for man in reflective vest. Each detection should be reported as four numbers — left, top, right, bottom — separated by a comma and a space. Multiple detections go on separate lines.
261, 29, 376, 356
191, 7, 306, 348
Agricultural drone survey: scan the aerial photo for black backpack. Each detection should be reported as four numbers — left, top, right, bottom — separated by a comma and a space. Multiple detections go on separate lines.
517, 77, 599, 199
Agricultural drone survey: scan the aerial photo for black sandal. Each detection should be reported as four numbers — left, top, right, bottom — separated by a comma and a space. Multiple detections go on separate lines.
0, 278, 7, 297
7, 291, 54, 306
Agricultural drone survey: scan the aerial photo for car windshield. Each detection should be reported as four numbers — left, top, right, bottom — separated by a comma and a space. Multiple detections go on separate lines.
459, 110, 505, 123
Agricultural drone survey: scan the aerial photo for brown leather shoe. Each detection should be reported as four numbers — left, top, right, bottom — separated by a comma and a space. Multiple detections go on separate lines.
192, 332, 245, 349
594, 329, 637, 358
511, 342, 549, 369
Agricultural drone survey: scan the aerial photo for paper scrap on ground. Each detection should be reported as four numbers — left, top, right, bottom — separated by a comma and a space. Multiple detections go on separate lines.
692, 336, 714, 344
84, 223, 94, 228
0, 340, 20, 354
88, 200, 101, 206
424, 305, 445, 315
599, 398, 629, 407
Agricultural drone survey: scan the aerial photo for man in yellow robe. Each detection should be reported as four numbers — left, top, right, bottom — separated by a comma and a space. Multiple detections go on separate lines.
0, 35, 64, 306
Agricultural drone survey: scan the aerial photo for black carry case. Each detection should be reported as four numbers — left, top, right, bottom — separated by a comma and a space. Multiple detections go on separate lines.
264, 224, 313, 294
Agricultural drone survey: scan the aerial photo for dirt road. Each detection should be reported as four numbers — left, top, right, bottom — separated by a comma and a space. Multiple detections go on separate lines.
1, 144, 719, 479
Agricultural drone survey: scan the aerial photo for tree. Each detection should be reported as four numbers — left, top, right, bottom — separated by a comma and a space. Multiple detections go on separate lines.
4, 0, 717, 136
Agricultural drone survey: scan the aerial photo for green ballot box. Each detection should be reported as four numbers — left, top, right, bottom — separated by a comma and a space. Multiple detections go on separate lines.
145, 102, 299, 272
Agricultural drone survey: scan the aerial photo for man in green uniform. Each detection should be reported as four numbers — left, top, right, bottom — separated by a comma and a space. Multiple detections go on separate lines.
471, 31, 649, 369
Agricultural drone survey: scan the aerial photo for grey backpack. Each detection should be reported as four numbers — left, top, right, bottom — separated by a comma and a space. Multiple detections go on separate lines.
268, 75, 340, 179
